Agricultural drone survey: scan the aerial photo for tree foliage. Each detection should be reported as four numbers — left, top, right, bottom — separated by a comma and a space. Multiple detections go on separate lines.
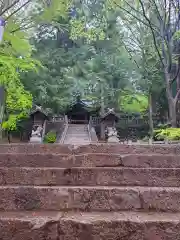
21, 3, 136, 114
0, 0, 72, 130
119, 93, 148, 113
108, 0, 180, 126
3, 0, 179, 133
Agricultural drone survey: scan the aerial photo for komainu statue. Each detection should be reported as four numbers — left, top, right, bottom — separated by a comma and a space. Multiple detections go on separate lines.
107, 127, 119, 143
30, 125, 43, 143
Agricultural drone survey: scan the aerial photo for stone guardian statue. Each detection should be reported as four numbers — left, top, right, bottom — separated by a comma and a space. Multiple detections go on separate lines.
107, 127, 119, 143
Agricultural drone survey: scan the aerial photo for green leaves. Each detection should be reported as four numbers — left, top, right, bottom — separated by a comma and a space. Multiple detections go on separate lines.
0, 27, 37, 131
37, 0, 72, 22
0, 55, 34, 130
106, 0, 124, 10
119, 93, 148, 113
3, 19, 32, 57
70, 19, 105, 41
0, 0, 75, 132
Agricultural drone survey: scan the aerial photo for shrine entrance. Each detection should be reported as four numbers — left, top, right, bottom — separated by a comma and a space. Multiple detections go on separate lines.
66, 99, 90, 124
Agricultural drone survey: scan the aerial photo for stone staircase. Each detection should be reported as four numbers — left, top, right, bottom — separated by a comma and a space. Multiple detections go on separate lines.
63, 124, 90, 145
1, 144, 180, 239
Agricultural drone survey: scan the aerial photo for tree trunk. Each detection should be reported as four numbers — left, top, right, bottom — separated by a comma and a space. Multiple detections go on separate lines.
100, 82, 105, 140
177, 57, 180, 90
148, 93, 153, 143
169, 100, 177, 127
164, 70, 177, 127
166, 90, 177, 127
7, 131, 10, 143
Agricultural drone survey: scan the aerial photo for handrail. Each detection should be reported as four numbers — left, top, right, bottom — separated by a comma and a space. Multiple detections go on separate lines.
87, 122, 92, 142
59, 115, 69, 144
90, 127, 98, 142
88, 116, 98, 143
41, 120, 47, 143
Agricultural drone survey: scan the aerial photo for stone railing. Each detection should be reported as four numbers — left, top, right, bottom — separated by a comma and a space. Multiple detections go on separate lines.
91, 116, 169, 127
44, 116, 67, 143
88, 117, 98, 142
59, 115, 69, 144
41, 120, 47, 143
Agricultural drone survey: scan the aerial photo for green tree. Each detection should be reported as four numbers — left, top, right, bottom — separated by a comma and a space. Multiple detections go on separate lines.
0, 0, 72, 131
108, 0, 180, 127
119, 93, 148, 113
21, 3, 136, 115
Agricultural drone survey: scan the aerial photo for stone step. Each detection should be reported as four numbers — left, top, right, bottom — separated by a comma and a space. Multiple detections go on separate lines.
0, 186, 180, 212
66, 128, 88, 132
0, 211, 180, 240
65, 134, 89, 136
68, 127, 88, 130
66, 131, 88, 133
64, 142, 90, 145
0, 211, 61, 240
1, 143, 180, 154
64, 141, 90, 144
65, 134, 88, 136
68, 126, 88, 128
66, 129, 88, 131
0, 153, 180, 168
57, 211, 180, 240
65, 136, 89, 138
1, 167, 180, 187
68, 124, 88, 127
65, 132, 88, 134
64, 139, 90, 142
64, 141, 90, 142
64, 138, 90, 141
64, 143, 90, 146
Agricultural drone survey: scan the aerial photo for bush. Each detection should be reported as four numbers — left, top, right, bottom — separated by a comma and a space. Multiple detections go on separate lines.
44, 131, 56, 143
156, 122, 171, 129
153, 128, 180, 141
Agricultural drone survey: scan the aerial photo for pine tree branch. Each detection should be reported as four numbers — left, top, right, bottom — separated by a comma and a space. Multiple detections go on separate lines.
11, 20, 35, 33
138, 0, 164, 67
5, 0, 32, 21
112, 1, 153, 29
0, 0, 19, 16
149, 0, 163, 23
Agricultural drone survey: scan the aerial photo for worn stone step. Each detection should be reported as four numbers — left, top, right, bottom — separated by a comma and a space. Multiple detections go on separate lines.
64, 138, 90, 141
0, 211, 180, 240
67, 131, 88, 132
121, 154, 180, 168
0, 186, 180, 212
0, 153, 119, 167
1, 153, 180, 168
1, 143, 180, 154
65, 137, 89, 139
1, 167, 180, 187
65, 135, 89, 137
65, 132, 88, 134
64, 136, 89, 138
64, 140, 90, 143
58, 211, 180, 240
0, 211, 61, 240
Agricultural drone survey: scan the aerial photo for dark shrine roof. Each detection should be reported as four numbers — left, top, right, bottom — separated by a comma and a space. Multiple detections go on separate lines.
30, 106, 49, 119
101, 108, 119, 120
67, 98, 93, 112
